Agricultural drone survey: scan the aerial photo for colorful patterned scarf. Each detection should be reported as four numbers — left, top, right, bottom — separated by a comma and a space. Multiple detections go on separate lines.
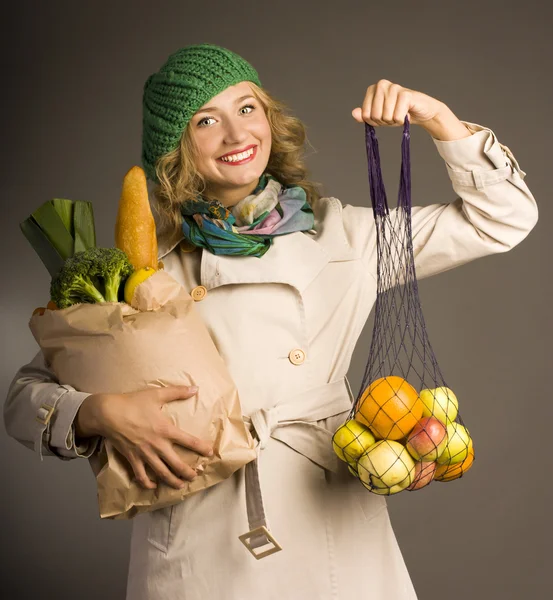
180, 173, 316, 257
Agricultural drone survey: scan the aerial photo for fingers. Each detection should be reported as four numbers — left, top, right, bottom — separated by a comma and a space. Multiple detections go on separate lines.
354, 79, 410, 126
126, 451, 158, 490
140, 446, 195, 490
156, 385, 199, 405
368, 82, 385, 125
156, 442, 201, 484
124, 427, 213, 491
109, 384, 212, 491
170, 427, 214, 458
393, 93, 412, 125
126, 441, 205, 490
381, 84, 400, 123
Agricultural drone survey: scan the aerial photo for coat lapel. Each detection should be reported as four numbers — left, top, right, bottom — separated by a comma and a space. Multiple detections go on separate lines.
156, 196, 361, 294
200, 231, 328, 293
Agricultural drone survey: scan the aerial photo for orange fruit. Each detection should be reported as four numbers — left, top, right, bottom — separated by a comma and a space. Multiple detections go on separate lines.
355, 376, 423, 440
435, 440, 475, 482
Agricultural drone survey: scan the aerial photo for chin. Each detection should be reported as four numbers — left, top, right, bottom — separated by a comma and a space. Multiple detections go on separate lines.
225, 166, 266, 185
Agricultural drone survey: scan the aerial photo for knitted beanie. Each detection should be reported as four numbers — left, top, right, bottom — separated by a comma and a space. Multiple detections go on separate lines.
142, 43, 262, 182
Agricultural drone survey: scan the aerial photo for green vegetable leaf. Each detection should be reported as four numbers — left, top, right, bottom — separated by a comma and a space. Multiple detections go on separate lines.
31, 200, 74, 260
20, 217, 66, 277
73, 201, 96, 252
22, 197, 98, 278
51, 198, 75, 237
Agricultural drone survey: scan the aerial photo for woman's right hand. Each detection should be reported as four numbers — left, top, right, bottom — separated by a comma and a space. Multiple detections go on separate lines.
76, 385, 213, 490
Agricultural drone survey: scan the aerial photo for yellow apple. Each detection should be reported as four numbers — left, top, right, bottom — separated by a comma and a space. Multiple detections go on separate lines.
348, 464, 360, 478
420, 386, 459, 424
436, 423, 471, 465
435, 439, 475, 481
332, 419, 376, 467
360, 479, 407, 495
357, 440, 415, 494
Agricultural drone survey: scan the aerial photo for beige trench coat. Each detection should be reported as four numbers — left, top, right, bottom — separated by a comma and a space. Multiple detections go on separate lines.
4, 121, 537, 600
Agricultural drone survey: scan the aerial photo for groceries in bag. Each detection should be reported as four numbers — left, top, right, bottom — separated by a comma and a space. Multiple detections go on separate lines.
22, 166, 257, 518
332, 119, 474, 495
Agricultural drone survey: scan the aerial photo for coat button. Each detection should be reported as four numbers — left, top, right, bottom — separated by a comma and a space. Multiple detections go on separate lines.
191, 286, 207, 301
288, 349, 306, 365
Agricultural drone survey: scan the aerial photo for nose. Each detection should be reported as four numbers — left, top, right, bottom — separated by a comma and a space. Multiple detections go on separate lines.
223, 116, 250, 145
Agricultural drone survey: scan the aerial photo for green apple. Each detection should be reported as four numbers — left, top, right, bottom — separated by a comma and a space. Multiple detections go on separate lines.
332, 419, 376, 467
420, 386, 459, 424
436, 423, 471, 465
357, 440, 415, 494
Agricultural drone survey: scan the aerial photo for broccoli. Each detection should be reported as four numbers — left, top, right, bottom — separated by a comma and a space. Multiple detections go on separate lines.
50, 247, 134, 308
86, 247, 134, 302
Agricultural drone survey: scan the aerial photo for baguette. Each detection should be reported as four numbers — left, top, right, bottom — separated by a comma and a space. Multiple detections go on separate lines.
115, 166, 158, 270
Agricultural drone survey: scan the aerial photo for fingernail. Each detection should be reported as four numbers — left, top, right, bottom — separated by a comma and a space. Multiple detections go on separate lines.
189, 386, 199, 393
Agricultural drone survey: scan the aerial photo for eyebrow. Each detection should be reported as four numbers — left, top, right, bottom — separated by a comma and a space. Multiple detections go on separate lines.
194, 95, 256, 115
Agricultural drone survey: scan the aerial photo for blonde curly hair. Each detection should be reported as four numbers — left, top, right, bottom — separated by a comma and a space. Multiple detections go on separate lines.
151, 82, 324, 235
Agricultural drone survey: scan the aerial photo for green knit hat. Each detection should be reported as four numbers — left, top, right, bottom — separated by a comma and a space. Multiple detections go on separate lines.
142, 43, 262, 182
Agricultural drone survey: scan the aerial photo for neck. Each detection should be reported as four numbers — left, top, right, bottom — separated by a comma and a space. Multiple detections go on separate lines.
204, 179, 260, 208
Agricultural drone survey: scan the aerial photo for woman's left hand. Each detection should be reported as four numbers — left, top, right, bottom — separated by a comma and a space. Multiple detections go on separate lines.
352, 79, 445, 127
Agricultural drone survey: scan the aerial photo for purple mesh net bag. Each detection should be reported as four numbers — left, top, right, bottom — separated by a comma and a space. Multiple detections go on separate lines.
332, 117, 474, 495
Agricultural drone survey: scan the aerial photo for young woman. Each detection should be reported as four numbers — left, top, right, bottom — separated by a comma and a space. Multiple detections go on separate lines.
4, 43, 538, 599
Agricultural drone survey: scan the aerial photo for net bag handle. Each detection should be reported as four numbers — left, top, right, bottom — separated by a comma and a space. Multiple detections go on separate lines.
364, 115, 411, 219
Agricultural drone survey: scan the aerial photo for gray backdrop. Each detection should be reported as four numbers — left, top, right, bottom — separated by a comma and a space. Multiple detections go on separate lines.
2, 1, 551, 599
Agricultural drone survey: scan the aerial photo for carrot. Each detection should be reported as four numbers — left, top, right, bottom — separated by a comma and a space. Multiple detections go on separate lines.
46, 300, 58, 310
115, 166, 158, 271
32, 307, 46, 317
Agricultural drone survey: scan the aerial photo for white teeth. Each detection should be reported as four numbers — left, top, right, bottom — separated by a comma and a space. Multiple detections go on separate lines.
220, 147, 254, 162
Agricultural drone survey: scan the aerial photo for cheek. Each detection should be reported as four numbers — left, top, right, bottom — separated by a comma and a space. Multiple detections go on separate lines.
190, 132, 216, 162
255, 121, 272, 152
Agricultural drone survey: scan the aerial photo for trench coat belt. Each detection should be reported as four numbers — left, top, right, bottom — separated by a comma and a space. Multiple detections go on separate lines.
239, 377, 355, 559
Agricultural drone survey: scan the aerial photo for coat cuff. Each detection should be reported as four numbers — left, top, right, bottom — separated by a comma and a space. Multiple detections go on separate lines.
432, 121, 527, 191
46, 386, 102, 460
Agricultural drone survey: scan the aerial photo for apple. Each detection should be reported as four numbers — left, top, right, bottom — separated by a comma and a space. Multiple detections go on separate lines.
348, 464, 360, 478
405, 416, 447, 462
332, 419, 376, 467
419, 386, 458, 424
435, 440, 475, 481
407, 461, 437, 490
357, 440, 415, 494
360, 479, 407, 495
436, 423, 471, 465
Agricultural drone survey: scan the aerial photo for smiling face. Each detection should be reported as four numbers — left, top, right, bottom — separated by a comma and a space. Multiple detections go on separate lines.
189, 81, 272, 208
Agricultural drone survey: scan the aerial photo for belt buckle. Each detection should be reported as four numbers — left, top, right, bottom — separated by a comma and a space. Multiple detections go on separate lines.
238, 525, 282, 559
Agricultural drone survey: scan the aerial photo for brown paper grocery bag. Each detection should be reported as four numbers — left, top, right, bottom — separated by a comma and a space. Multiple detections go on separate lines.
29, 270, 257, 519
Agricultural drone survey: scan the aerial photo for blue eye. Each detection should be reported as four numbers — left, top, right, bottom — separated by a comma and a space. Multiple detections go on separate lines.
197, 104, 255, 128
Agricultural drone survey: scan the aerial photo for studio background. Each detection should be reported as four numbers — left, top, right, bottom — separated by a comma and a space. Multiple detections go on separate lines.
2, 1, 551, 599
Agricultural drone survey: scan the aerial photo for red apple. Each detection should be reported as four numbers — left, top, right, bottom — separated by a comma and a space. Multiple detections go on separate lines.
405, 416, 447, 462
407, 461, 437, 490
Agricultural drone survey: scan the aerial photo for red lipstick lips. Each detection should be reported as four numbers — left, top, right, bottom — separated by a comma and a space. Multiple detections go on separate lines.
217, 145, 257, 165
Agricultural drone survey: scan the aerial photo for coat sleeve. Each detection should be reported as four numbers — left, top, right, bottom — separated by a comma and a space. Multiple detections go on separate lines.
339, 120, 538, 279
3, 350, 102, 461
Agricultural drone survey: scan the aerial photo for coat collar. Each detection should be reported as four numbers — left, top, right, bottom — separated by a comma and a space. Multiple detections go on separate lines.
155, 197, 361, 293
